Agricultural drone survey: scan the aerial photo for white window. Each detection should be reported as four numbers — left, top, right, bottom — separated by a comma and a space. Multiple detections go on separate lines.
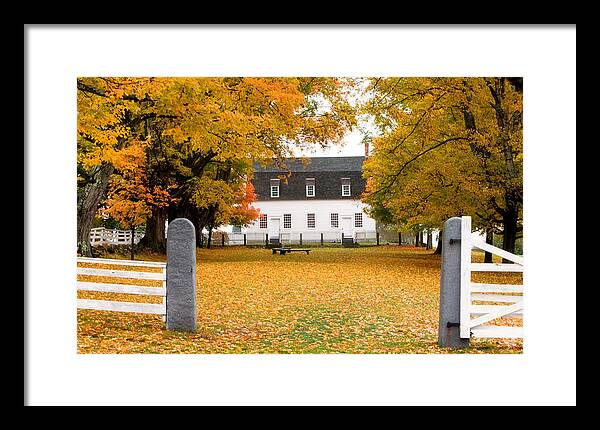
331, 213, 339, 228
259, 214, 267, 229
270, 178, 280, 198
355, 213, 363, 228
232, 225, 242, 233
341, 178, 351, 196
271, 185, 279, 198
306, 178, 315, 197
306, 184, 315, 197
283, 213, 292, 229
307, 213, 315, 229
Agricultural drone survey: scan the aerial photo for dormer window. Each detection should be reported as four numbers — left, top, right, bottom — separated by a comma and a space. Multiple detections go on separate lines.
306, 178, 315, 197
341, 178, 351, 196
270, 178, 280, 198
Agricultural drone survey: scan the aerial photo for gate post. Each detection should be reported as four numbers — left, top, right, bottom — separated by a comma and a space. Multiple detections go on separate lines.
166, 218, 197, 332
438, 217, 470, 348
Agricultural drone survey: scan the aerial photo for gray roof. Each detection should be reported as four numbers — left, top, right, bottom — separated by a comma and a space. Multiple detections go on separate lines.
254, 156, 365, 173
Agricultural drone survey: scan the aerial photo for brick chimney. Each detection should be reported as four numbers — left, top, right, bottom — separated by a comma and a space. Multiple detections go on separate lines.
364, 140, 370, 157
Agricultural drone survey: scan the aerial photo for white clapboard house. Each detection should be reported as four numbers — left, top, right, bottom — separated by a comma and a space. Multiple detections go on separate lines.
231, 156, 377, 245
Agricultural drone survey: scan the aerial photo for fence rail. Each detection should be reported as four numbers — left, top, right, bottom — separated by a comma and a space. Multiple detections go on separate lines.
89, 227, 145, 246
77, 257, 167, 316
204, 230, 380, 246
92, 227, 385, 247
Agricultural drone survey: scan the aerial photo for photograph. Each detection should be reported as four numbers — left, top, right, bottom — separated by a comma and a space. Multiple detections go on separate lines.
76, 76, 524, 354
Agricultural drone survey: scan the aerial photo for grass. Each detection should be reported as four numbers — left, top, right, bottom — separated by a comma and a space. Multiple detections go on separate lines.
77, 245, 523, 354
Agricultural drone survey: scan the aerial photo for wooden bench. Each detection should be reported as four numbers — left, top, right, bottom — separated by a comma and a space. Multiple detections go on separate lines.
272, 247, 311, 255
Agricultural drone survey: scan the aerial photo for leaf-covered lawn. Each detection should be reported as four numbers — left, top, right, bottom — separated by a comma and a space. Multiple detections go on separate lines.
77, 246, 522, 354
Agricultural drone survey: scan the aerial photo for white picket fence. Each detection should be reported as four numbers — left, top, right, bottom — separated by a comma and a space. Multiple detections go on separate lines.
77, 257, 167, 316
354, 231, 377, 242
459, 216, 524, 339
89, 228, 145, 246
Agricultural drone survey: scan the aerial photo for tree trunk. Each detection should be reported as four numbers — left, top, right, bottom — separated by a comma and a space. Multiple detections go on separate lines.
502, 198, 519, 261
487, 78, 521, 261
77, 163, 114, 256
484, 229, 494, 263
426, 230, 432, 250
139, 207, 167, 252
207, 225, 213, 249
196, 222, 205, 248
434, 230, 443, 255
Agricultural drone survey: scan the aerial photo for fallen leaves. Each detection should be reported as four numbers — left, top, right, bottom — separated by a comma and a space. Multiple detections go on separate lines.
77, 246, 523, 354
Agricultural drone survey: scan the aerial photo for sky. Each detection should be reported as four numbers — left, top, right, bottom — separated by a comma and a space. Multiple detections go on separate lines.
293, 127, 369, 158
293, 78, 374, 158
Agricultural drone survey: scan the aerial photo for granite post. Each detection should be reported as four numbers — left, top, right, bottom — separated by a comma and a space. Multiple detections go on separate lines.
438, 217, 470, 348
166, 218, 197, 332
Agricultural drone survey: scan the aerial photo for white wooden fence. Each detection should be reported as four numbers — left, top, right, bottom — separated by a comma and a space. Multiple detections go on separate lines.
354, 231, 377, 242
459, 216, 524, 339
77, 257, 167, 316
89, 228, 145, 246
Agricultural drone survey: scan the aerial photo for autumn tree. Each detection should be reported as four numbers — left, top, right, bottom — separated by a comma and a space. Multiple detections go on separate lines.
101, 136, 173, 259
77, 77, 169, 256
361, 77, 523, 254
78, 77, 356, 254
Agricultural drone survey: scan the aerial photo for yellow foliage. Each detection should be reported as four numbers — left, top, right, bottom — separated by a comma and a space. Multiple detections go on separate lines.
361, 77, 523, 232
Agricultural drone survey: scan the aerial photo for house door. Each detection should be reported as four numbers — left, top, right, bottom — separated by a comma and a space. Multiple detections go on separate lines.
341, 216, 353, 239
269, 218, 281, 239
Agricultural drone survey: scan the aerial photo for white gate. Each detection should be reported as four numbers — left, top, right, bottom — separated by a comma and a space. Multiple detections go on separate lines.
459, 216, 524, 339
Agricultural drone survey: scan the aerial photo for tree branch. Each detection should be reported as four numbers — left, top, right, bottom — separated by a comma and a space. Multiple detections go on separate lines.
368, 136, 469, 196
